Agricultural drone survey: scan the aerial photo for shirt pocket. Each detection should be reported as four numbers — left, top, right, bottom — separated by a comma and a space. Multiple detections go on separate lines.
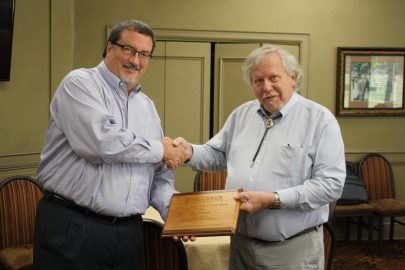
272, 145, 309, 185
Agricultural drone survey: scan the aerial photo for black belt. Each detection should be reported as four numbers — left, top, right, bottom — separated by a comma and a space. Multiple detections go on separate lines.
44, 192, 140, 224
252, 225, 321, 243
286, 225, 321, 240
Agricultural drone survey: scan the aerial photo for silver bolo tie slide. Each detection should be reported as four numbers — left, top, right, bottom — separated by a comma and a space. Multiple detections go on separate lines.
265, 118, 274, 128
251, 118, 274, 168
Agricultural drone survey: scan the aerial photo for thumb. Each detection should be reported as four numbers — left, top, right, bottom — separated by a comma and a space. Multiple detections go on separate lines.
173, 137, 185, 146
234, 192, 247, 201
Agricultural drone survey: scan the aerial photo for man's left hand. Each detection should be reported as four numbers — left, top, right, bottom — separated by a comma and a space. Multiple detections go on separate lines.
235, 191, 276, 214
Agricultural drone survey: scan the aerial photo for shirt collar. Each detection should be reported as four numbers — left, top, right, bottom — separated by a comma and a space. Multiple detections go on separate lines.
279, 91, 299, 117
98, 61, 142, 94
257, 106, 282, 120
256, 91, 299, 120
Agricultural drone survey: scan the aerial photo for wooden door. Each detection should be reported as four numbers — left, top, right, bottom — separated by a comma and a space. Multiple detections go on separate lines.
141, 41, 211, 192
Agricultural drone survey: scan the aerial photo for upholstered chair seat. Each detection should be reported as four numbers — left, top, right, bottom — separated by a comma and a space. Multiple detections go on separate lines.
0, 176, 43, 270
0, 245, 33, 270
369, 199, 405, 214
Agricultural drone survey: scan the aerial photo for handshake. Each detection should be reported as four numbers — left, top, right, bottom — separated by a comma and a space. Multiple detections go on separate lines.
161, 137, 192, 170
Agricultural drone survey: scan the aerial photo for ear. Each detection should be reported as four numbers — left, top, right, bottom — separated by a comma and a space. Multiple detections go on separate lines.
290, 74, 297, 88
105, 42, 114, 56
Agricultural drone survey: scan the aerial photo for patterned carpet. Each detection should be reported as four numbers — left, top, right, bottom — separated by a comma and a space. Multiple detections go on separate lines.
332, 240, 405, 270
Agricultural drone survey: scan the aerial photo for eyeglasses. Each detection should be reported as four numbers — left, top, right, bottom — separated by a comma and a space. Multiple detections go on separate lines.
111, 42, 152, 61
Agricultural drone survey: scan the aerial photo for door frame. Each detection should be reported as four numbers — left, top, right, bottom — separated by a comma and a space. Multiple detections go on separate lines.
153, 29, 309, 97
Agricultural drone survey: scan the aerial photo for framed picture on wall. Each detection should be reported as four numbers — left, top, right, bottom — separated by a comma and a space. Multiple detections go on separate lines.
336, 47, 405, 116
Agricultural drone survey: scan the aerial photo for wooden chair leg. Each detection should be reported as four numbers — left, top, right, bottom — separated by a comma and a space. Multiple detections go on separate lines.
368, 215, 373, 254
378, 215, 384, 256
357, 217, 363, 241
344, 218, 351, 241
389, 216, 395, 241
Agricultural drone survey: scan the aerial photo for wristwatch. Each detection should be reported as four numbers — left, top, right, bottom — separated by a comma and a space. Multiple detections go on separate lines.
270, 192, 281, 209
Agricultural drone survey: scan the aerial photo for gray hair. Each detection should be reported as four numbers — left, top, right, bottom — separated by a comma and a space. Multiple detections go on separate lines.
103, 19, 156, 58
241, 45, 304, 91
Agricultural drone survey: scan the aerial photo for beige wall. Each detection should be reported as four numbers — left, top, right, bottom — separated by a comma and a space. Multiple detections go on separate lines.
0, 0, 51, 177
73, 0, 405, 200
1, 0, 405, 237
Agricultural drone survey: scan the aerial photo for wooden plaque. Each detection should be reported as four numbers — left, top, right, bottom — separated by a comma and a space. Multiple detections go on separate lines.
162, 189, 241, 237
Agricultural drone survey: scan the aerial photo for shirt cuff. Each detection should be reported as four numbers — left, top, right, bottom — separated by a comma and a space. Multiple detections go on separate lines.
276, 188, 297, 209
147, 139, 164, 163
186, 144, 203, 166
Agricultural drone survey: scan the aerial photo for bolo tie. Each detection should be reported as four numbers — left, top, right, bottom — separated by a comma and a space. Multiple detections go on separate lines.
250, 115, 280, 168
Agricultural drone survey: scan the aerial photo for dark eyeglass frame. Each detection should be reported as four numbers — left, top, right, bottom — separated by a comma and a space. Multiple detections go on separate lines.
111, 42, 152, 60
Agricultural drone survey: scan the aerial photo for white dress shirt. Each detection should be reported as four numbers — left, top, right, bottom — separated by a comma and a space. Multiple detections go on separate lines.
37, 61, 175, 218
188, 92, 346, 241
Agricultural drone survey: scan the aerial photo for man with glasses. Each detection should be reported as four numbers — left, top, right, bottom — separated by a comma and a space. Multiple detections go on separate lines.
34, 19, 185, 270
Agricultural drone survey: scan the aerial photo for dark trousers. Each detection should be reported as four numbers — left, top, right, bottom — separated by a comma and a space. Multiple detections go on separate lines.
33, 198, 143, 270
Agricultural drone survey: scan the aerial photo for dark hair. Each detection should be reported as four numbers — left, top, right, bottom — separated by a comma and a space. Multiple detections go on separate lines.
102, 19, 156, 58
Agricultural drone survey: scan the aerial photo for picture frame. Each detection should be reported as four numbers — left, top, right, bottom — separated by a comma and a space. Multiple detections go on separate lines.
336, 47, 405, 116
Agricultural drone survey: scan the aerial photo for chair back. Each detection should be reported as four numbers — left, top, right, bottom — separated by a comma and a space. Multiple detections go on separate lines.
359, 153, 395, 200
142, 218, 188, 270
323, 222, 335, 270
0, 175, 43, 250
193, 170, 227, 192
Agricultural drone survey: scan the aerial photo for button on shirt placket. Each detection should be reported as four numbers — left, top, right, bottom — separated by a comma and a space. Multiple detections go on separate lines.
247, 112, 281, 189
247, 126, 272, 189
120, 85, 141, 208
117, 82, 130, 130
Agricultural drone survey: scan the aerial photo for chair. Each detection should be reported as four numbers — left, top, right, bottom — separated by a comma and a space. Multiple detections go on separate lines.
323, 222, 336, 270
0, 176, 43, 270
142, 218, 188, 270
359, 153, 405, 256
332, 162, 374, 252
193, 170, 227, 192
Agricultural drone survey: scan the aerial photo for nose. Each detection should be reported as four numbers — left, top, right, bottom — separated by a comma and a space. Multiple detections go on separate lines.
128, 52, 141, 64
262, 78, 273, 92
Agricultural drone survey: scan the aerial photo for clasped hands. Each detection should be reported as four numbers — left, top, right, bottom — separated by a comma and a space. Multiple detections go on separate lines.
161, 137, 196, 242
162, 137, 276, 242
161, 137, 192, 170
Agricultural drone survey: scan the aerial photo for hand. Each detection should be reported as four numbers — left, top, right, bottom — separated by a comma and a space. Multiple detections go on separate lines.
234, 191, 275, 214
173, 137, 193, 161
164, 137, 193, 170
172, 235, 197, 242
161, 137, 186, 169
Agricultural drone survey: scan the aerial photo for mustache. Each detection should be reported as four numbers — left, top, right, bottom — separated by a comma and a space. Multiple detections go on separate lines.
262, 91, 277, 99
123, 63, 140, 70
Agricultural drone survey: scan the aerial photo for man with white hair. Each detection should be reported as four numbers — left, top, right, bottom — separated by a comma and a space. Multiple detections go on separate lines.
173, 45, 346, 269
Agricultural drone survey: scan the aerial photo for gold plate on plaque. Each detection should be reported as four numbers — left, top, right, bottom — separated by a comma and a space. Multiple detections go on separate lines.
162, 189, 241, 237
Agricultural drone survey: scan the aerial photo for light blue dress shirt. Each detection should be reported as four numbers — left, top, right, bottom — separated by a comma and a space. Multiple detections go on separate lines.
37, 61, 175, 218
188, 92, 346, 241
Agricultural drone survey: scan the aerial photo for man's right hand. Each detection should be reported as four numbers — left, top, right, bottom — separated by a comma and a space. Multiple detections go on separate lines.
161, 137, 186, 168
172, 137, 193, 160
162, 137, 193, 170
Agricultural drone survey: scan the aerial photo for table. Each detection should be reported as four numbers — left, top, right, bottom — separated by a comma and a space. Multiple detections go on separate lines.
143, 207, 230, 270
183, 235, 230, 270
